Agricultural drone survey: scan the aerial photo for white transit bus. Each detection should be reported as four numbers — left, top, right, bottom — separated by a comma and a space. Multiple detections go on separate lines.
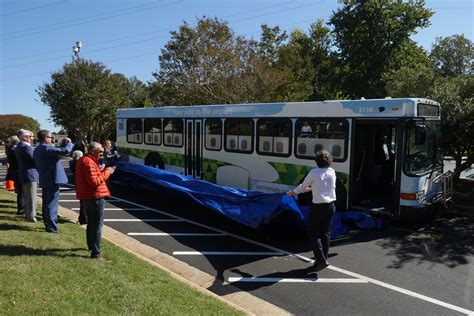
115, 98, 452, 219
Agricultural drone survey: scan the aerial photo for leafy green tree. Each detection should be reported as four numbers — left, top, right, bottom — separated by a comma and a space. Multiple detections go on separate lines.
299, 20, 343, 100
330, 0, 433, 98
113, 74, 152, 107
431, 76, 474, 179
258, 24, 288, 65
429, 35, 474, 178
385, 35, 474, 179
384, 64, 435, 98
152, 17, 315, 105
0, 114, 40, 142
37, 59, 128, 143
153, 17, 258, 105
430, 34, 474, 77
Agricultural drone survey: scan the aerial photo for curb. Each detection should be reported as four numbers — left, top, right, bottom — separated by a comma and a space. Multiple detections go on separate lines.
57, 203, 290, 316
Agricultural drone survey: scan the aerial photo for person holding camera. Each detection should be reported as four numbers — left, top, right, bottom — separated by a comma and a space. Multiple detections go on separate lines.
102, 139, 120, 167
75, 142, 116, 260
34, 130, 73, 233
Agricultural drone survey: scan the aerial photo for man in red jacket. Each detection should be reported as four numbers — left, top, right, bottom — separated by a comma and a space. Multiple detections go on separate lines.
76, 142, 116, 259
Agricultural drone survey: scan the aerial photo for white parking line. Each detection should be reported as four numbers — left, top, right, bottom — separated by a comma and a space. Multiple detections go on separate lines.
71, 207, 149, 211
173, 251, 284, 256
227, 277, 368, 283
128, 232, 226, 236
326, 265, 473, 315
104, 219, 183, 222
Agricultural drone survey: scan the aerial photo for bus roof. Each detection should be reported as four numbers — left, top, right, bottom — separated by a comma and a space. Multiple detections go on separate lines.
117, 98, 440, 119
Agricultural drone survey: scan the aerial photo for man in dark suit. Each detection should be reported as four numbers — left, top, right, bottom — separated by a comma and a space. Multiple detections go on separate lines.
34, 130, 73, 233
6, 135, 24, 215
15, 129, 39, 222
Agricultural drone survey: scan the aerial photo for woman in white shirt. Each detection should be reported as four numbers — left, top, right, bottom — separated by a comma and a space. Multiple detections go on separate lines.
287, 150, 336, 272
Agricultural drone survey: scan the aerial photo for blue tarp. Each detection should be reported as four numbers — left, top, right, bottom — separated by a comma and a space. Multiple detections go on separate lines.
110, 162, 386, 237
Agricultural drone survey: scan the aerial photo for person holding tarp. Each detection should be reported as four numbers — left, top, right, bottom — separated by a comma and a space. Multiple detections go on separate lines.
287, 149, 336, 272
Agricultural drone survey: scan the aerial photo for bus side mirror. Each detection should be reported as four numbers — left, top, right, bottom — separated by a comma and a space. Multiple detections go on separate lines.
415, 125, 427, 145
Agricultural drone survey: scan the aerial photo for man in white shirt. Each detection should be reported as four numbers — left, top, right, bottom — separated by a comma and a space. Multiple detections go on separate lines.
287, 149, 336, 272
300, 121, 312, 137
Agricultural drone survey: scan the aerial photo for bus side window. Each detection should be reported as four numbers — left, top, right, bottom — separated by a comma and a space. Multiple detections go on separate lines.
224, 118, 253, 153
163, 118, 183, 148
257, 118, 291, 156
127, 118, 143, 144
205, 119, 222, 151
296, 118, 347, 161
144, 118, 162, 146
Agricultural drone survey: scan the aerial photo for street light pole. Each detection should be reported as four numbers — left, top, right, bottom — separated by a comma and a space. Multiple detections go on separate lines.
72, 41, 82, 60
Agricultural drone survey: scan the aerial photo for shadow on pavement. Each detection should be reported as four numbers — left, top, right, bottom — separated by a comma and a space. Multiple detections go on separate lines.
376, 213, 473, 269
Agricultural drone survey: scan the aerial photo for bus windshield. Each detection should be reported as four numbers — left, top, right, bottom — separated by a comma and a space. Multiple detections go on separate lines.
405, 120, 441, 175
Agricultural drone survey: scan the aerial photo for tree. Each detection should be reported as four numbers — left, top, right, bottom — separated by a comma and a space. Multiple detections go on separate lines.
431, 76, 474, 179
385, 34, 474, 179
330, 0, 433, 98
258, 24, 288, 65
430, 34, 474, 77
383, 39, 434, 97
113, 74, 152, 107
153, 17, 258, 105
152, 17, 314, 105
384, 63, 435, 98
0, 114, 40, 142
37, 59, 128, 143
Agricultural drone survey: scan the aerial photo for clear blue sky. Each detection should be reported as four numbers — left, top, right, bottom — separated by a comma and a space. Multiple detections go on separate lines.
1, 0, 472, 132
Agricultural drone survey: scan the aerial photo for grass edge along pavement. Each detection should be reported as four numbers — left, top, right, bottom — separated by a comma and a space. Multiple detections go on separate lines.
0, 189, 252, 315
57, 195, 289, 316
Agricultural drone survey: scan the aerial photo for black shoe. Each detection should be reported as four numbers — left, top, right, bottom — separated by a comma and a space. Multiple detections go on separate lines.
312, 261, 329, 272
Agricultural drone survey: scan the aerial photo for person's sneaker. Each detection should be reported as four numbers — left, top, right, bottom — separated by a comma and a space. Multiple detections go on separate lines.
91, 255, 105, 261
312, 261, 329, 272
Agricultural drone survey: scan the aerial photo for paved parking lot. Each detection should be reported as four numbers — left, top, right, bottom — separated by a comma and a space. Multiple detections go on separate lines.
2, 158, 473, 315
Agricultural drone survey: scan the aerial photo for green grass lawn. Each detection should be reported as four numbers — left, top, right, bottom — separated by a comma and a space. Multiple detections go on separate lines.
0, 189, 242, 315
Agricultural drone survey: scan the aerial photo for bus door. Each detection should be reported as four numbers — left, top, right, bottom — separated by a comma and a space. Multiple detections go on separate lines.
350, 119, 401, 216
185, 119, 203, 179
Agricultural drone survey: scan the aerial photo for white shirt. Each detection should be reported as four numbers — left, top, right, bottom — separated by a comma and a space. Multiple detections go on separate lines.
301, 125, 312, 133
293, 167, 336, 204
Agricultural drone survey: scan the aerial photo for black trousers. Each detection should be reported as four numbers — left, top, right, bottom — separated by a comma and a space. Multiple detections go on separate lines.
15, 180, 25, 213
307, 202, 335, 263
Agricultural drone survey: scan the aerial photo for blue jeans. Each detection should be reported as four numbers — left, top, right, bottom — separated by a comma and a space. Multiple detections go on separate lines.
42, 185, 59, 232
83, 199, 105, 258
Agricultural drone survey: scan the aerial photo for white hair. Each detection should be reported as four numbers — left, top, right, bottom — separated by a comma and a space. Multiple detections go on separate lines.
87, 142, 102, 153
71, 150, 84, 160
17, 129, 33, 141
8, 135, 20, 145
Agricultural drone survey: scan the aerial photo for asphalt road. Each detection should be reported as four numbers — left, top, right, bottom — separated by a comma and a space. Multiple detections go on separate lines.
1, 158, 473, 315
